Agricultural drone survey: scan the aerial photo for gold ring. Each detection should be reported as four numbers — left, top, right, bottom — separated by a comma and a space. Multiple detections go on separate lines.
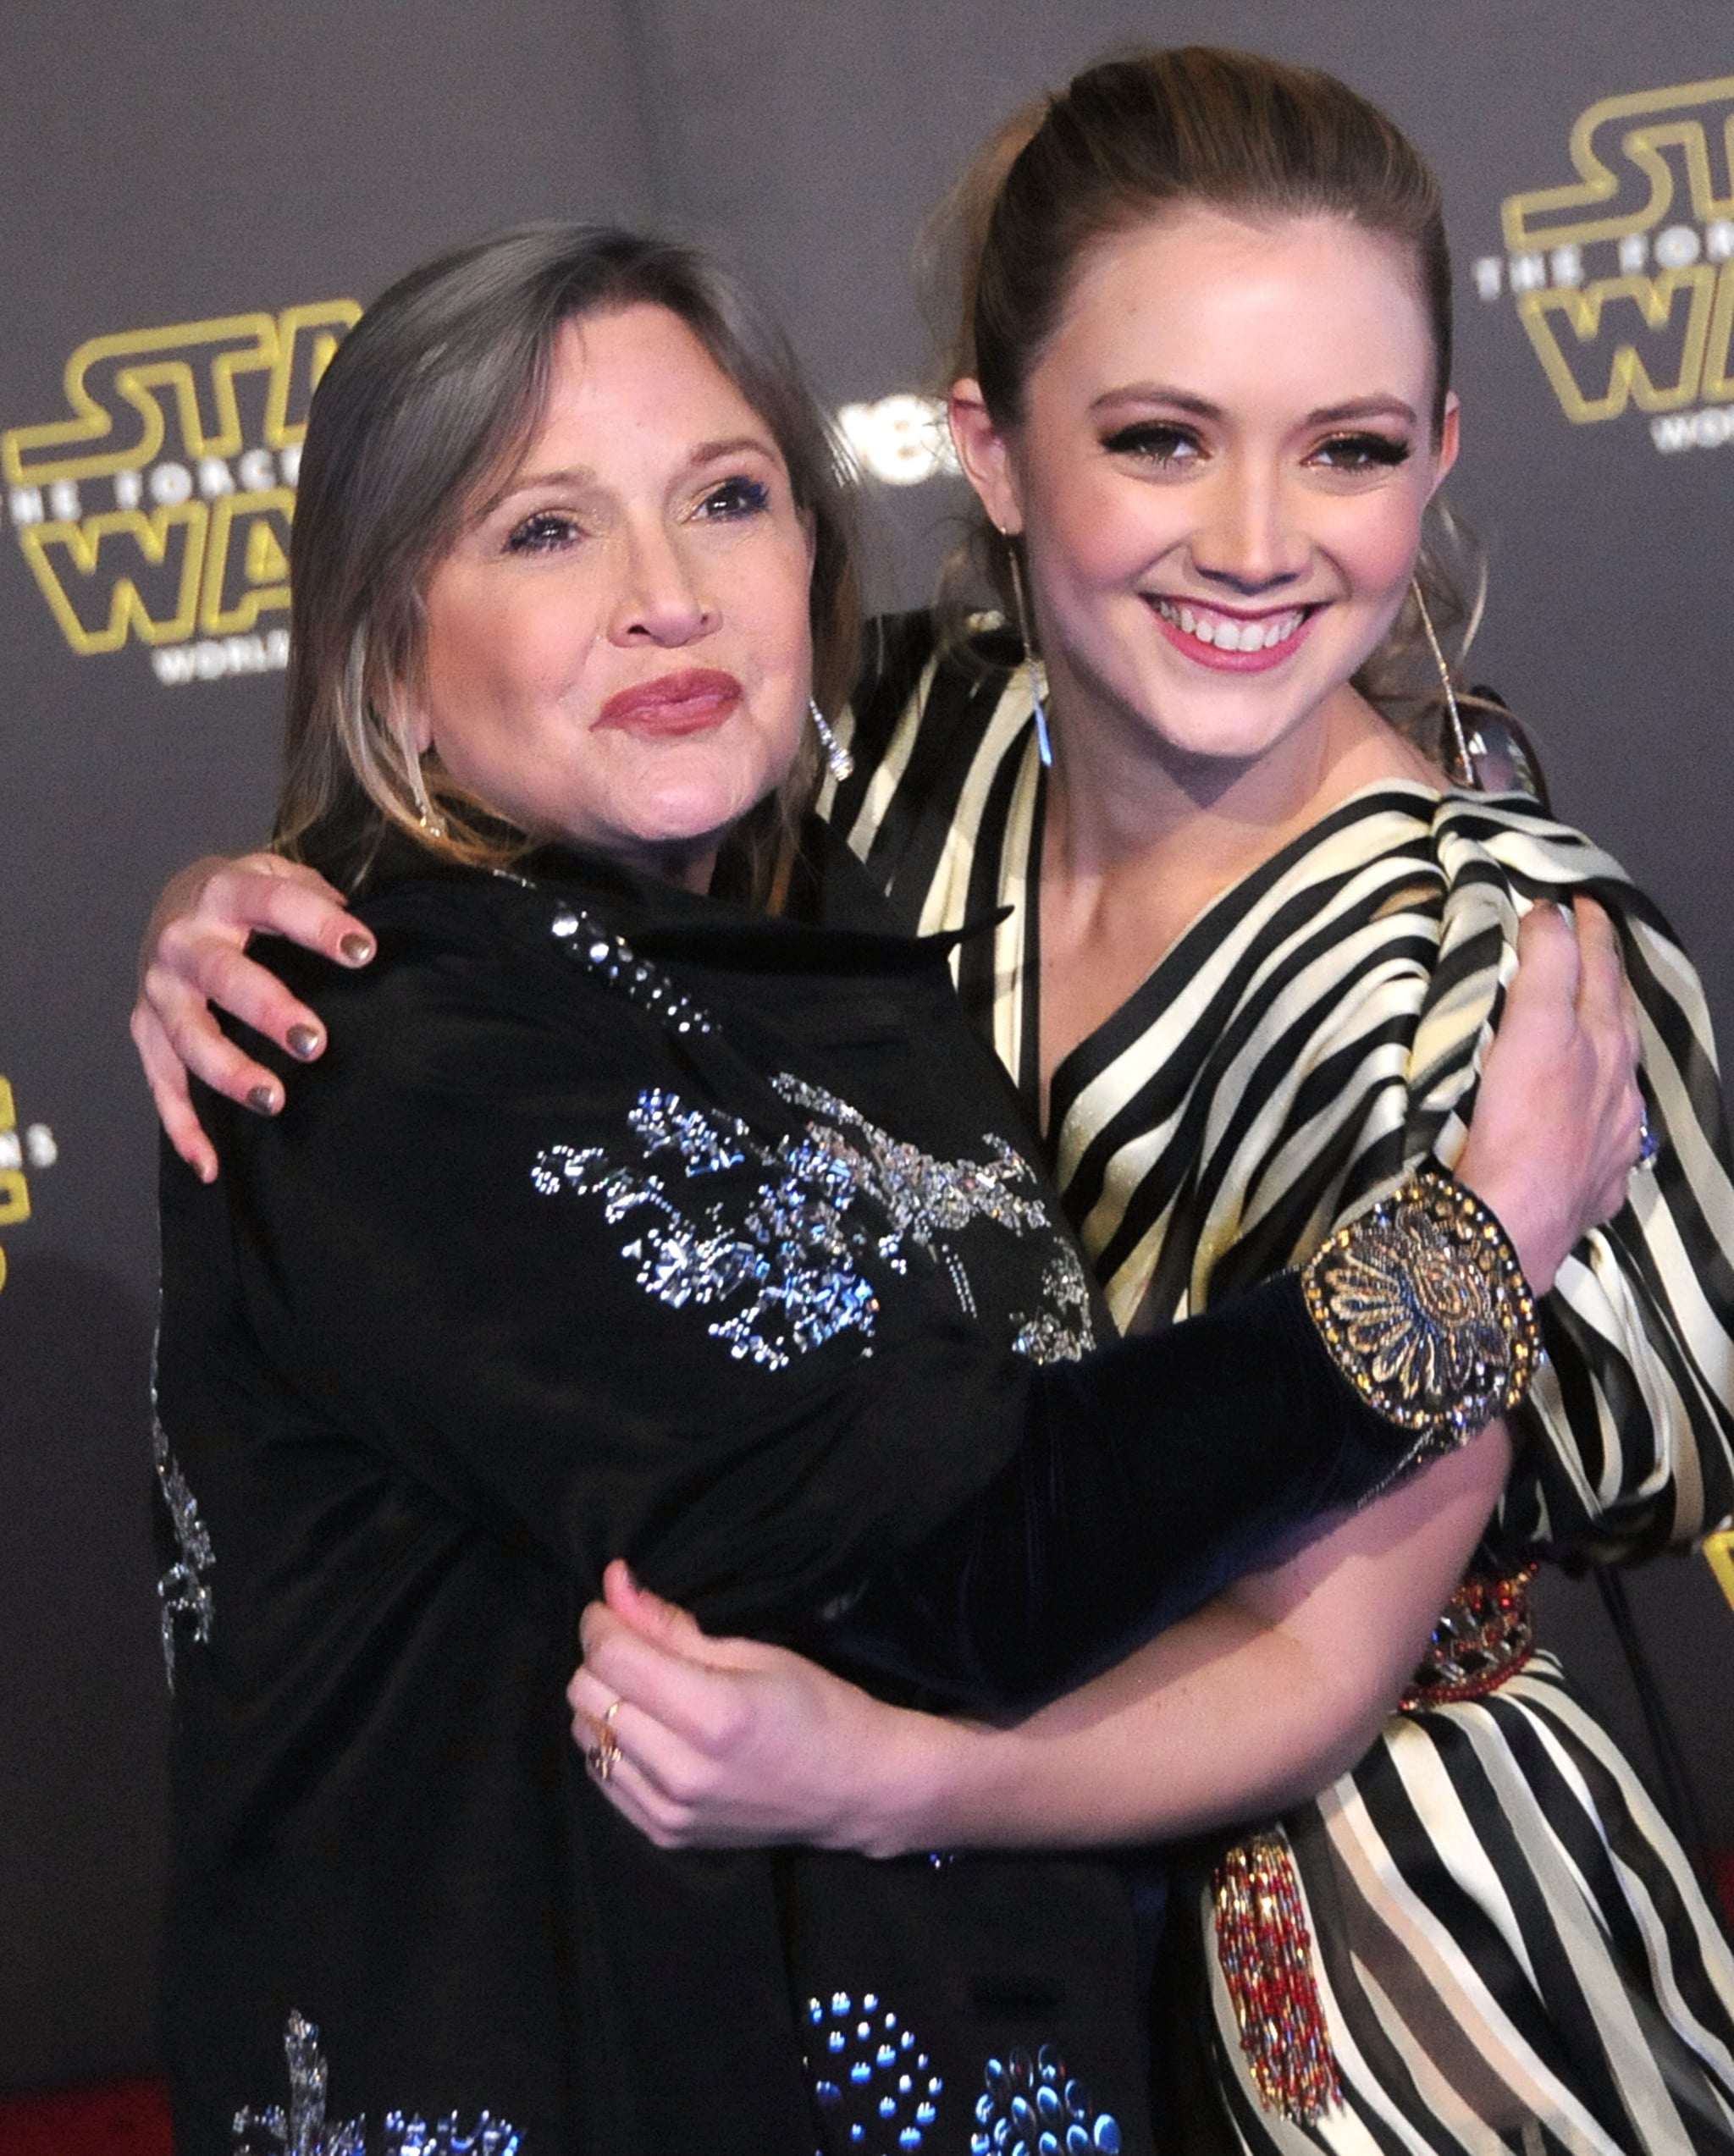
584, 1702, 624, 1781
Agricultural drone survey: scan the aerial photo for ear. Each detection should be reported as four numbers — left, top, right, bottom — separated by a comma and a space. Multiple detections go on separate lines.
947, 378, 1024, 535
393, 681, 434, 758
1429, 390, 1461, 496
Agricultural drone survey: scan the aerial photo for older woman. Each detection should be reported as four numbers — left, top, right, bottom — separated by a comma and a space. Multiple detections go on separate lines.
150, 220, 1634, 2156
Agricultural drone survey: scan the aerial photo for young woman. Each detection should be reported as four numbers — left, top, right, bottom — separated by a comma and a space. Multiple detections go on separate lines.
135, 50, 1734, 2156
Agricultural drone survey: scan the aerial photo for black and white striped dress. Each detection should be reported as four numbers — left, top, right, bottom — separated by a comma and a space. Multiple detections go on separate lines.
825, 611, 1734, 2156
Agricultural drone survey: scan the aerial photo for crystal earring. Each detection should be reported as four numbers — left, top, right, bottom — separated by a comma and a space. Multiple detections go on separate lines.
1411, 576, 1475, 788
1004, 537, 1053, 768
809, 698, 853, 783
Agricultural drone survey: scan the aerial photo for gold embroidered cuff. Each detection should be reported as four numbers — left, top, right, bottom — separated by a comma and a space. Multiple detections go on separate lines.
1300, 1172, 1541, 1445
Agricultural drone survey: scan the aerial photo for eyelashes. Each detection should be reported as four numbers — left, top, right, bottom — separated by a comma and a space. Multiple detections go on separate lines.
697, 475, 771, 519
501, 475, 773, 555
1100, 421, 1200, 466
1097, 422, 1414, 473
1311, 433, 1411, 471
505, 510, 581, 555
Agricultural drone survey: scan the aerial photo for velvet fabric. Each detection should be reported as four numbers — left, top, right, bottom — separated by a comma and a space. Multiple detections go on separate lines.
154, 822, 1421, 2155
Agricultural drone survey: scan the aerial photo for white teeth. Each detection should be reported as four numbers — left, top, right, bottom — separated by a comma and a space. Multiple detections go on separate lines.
1157, 598, 1305, 653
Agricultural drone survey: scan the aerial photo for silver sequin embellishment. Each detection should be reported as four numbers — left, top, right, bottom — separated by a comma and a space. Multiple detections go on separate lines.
549, 907, 714, 1034
972, 2045, 1122, 2155
532, 1077, 1094, 1371
804, 1992, 942, 2152
232, 2011, 521, 2156
152, 1335, 213, 1691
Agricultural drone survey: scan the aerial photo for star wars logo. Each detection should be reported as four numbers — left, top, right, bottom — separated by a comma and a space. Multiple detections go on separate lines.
0, 1076, 57, 1294
1474, 74, 1734, 455
2, 301, 358, 681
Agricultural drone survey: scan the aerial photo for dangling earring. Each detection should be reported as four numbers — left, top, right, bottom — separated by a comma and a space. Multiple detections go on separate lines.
400, 725, 448, 838
809, 698, 853, 784
1411, 576, 1475, 788
1004, 537, 1053, 769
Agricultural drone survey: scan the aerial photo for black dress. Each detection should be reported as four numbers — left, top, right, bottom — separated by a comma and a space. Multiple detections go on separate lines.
153, 821, 1450, 2156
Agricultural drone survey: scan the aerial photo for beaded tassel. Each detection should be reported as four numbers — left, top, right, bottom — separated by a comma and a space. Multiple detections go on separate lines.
1212, 1833, 1343, 2123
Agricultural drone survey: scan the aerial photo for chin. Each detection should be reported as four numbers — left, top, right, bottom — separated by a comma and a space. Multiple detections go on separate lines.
632, 778, 771, 850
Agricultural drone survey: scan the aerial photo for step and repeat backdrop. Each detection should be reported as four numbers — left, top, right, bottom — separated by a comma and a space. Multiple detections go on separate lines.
3, 0, 1732, 2089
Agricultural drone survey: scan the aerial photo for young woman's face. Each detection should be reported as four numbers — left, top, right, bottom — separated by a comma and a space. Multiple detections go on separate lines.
953, 208, 1457, 773
411, 304, 814, 888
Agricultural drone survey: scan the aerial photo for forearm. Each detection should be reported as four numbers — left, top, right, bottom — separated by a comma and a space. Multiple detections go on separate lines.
823, 1606, 1343, 1858
829, 1417, 1511, 1857
820, 1181, 1533, 1713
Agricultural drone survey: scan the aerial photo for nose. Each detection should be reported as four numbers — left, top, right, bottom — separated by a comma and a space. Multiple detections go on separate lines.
607, 517, 717, 647
1187, 460, 1307, 596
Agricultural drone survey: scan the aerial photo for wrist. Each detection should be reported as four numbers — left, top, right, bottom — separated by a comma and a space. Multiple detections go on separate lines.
1301, 1170, 1542, 1460
827, 1705, 981, 1861
1452, 1139, 1573, 1292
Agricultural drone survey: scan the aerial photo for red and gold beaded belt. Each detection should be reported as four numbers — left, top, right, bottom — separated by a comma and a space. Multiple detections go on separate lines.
1400, 1562, 1538, 1708
1212, 1565, 1539, 2120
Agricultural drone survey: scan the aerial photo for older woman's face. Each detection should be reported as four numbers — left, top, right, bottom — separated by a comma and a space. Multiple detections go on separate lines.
411, 305, 815, 889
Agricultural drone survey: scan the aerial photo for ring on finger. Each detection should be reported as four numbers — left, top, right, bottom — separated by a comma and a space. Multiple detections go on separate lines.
1635, 1110, 1661, 1172
584, 1699, 625, 1782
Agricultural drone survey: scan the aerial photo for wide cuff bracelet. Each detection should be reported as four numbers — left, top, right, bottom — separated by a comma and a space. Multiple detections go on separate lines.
1300, 1172, 1542, 1444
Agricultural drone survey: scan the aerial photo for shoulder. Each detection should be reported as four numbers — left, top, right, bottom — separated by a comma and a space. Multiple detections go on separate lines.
1428, 790, 1688, 943
829, 610, 1043, 874
851, 608, 1019, 711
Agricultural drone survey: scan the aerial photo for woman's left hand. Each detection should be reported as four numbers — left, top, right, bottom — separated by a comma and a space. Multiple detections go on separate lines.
568, 1562, 933, 1854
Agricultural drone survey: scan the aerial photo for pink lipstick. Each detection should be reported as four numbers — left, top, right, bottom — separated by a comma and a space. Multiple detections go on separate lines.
594, 669, 743, 736
1146, 597, 1315, 674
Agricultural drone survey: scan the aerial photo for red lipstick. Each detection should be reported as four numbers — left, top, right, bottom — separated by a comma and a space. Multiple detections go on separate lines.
594, 669, 743, 736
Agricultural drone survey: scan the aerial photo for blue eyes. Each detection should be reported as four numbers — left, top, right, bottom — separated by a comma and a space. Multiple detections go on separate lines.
503, 475, 772, 555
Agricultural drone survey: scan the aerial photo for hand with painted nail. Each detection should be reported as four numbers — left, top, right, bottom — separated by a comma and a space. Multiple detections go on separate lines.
131, 852, 373, 1182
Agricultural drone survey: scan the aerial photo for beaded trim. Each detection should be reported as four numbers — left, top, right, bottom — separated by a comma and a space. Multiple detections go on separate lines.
1212, 1833, 1342, 2123
1300, 1172, 1540, 1442
1402, 1563, 1538, 1707
152, 1325, 213, 1692
231, 2011, 521, 2155
549, 906, 714, 1035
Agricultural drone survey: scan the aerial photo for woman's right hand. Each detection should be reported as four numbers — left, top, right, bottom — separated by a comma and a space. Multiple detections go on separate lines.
131, 852, 373, 1181
1454, 895, 1645, 1293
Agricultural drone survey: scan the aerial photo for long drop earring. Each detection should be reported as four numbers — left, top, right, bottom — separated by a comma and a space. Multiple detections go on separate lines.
400, 726, 449, 838
1005, 539, 1053, 769
809, 698, 853, 783
1411, 576, 1475, 788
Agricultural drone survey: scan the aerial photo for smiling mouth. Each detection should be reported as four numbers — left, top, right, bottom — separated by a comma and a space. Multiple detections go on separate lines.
1150, 598, 1312, 653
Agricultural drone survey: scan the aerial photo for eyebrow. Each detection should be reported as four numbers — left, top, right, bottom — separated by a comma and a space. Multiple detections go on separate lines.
481, 434, 781, 517
1091, 386, 1420, 427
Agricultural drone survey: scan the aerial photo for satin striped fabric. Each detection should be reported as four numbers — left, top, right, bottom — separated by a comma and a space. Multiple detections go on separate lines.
826, 612, 1734, 2154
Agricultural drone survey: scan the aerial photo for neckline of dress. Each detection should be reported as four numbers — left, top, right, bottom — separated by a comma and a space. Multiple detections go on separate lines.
1032, 772, 1454, 1139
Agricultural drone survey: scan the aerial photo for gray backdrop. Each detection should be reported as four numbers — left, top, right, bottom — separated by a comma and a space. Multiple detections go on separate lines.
3, 0, 1731, 2091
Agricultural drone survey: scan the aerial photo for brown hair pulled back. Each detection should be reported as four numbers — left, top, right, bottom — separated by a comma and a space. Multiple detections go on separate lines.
932, 47, 1486, 758
277, 223, 860, 905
